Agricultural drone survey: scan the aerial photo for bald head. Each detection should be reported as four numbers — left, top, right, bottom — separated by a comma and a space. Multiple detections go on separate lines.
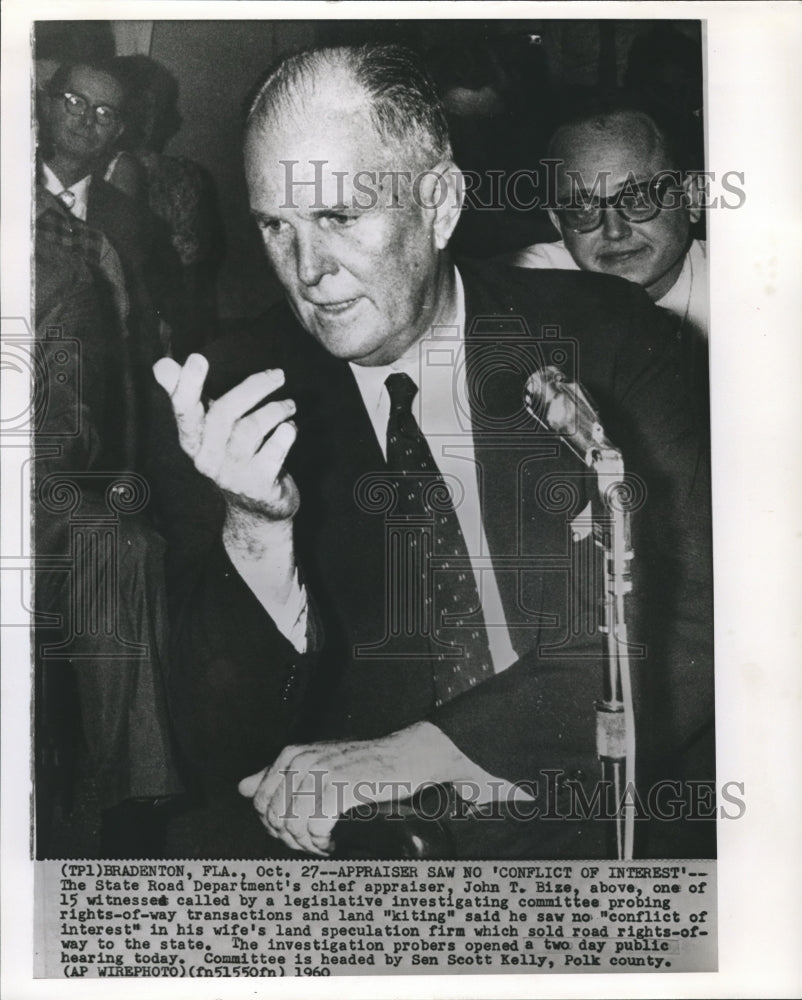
245, 44, 452, 172
546, 107, 699, 301
549, 109, 680, 190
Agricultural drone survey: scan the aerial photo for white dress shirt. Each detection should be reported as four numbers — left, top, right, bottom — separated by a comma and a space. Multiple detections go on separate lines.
348, 268, 517, 674
504, 238, 708, 343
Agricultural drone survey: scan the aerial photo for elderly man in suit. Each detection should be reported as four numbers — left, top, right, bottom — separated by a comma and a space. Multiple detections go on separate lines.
153, 44, 713, 860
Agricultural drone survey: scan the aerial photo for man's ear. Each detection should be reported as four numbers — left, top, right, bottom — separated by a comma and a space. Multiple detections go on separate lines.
683, 172, 703, 225
417, 159, 464, 250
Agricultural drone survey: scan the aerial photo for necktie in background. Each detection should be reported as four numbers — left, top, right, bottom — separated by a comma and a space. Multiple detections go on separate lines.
384, 372, 493, 706
57, 190, 77, 212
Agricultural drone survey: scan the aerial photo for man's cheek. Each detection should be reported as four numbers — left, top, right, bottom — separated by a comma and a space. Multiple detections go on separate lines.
565, 236, 597, 272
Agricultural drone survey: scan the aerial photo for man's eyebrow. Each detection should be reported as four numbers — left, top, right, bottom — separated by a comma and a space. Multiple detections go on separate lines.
249, 204, 367, 224
309, 203, 362, 218
568, 174, 655, 198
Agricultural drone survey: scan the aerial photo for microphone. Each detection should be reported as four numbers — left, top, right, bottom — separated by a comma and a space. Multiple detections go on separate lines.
525, 367, 637, 861
523, 365, 614, 465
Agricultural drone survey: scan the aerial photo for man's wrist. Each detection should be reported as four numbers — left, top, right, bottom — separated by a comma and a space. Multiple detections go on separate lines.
223, 501, 296, 603
391, 722, 529, 803
223, 500, 293, 552
387, 721, 478, 786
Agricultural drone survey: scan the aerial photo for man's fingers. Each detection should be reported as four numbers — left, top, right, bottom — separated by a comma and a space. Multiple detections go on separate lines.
307, 817, 336, 853
253, 417, 298, 473
309, 831, 333, 854
286, 828, 327, 856
254, 764, 295, 820
238, 769, 266, 798
170, 353, 209, 416
206, 369, 285, 428
282, 808, 334, 857
251, 747, 305, 818
255, 747, 332, 828
153, 356, 205, 455
160, 353, 208, 456
263, 793, 327, 855
244, 744, 345, 856
226, 399, 297, 463
197, 370, 287, 475
152, 356, 182, 395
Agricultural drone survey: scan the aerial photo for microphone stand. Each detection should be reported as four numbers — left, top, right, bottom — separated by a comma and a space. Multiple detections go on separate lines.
524, 367, 636, 860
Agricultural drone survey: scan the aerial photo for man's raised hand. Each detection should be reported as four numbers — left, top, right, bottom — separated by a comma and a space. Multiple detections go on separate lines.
153, 354, 300, 521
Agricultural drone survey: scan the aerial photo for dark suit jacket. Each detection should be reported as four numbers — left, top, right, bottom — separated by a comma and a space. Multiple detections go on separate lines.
151, 260, 713, 856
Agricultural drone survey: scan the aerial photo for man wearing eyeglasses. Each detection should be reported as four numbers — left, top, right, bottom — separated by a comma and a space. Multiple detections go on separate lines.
507, 104, 708, 348
38, 61, 169, 361
40, 62, 126, 220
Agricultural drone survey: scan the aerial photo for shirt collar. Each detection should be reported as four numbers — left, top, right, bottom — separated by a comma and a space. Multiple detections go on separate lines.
656, 246, 692, 317
349, 266, 465, 418
41, 162, 92, 220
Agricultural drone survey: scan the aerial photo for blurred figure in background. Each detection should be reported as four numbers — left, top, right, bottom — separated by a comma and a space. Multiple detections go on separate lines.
34, 189, 184, 858
624, 24, 703, 141
106, 55, 223, 359
35, 53, 187, 857
425, 25, 556, 257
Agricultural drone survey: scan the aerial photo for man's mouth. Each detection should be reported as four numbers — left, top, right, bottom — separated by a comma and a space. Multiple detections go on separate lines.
67, 127, 97, 145
308, 297, 362, 315
598, 247, 648, 265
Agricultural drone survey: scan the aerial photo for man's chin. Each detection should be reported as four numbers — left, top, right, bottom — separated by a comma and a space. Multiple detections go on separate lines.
594, 251, 655, 287
302, 306, 391, 364
63, 134, 102, 157
307, 323, 384, 365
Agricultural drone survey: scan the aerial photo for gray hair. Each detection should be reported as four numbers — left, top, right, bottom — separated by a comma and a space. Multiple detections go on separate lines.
246, 43, 452, 167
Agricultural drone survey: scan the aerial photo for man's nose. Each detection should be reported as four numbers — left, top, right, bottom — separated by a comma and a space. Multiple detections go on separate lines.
294, 229, 337, 286
601, 208, 632, 241
72, 106, 98, 130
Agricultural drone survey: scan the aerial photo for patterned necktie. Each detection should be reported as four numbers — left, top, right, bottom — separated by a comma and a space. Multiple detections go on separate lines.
384, 372, 493, 706
57, 190, 76, 212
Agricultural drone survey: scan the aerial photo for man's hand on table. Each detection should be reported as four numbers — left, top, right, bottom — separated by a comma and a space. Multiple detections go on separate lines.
238, 721, 526, 856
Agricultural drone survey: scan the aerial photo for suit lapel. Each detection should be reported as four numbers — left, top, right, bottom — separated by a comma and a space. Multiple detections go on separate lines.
460, 262, 587, 658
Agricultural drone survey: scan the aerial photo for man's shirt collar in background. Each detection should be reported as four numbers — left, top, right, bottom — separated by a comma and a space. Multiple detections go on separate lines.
656, 238, 708, 344
41, 162, 92, 221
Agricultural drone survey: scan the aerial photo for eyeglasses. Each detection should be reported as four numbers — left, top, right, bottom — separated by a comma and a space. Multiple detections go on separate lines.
554, 175, 681, 234
53, 91, 122, 129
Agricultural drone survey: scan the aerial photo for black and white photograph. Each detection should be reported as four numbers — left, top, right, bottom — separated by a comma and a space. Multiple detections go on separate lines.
31, 12, 716, 863
1, 1, 800, 996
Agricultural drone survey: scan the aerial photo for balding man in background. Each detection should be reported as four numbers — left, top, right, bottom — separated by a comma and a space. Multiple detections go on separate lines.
507, 101, 708, 368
